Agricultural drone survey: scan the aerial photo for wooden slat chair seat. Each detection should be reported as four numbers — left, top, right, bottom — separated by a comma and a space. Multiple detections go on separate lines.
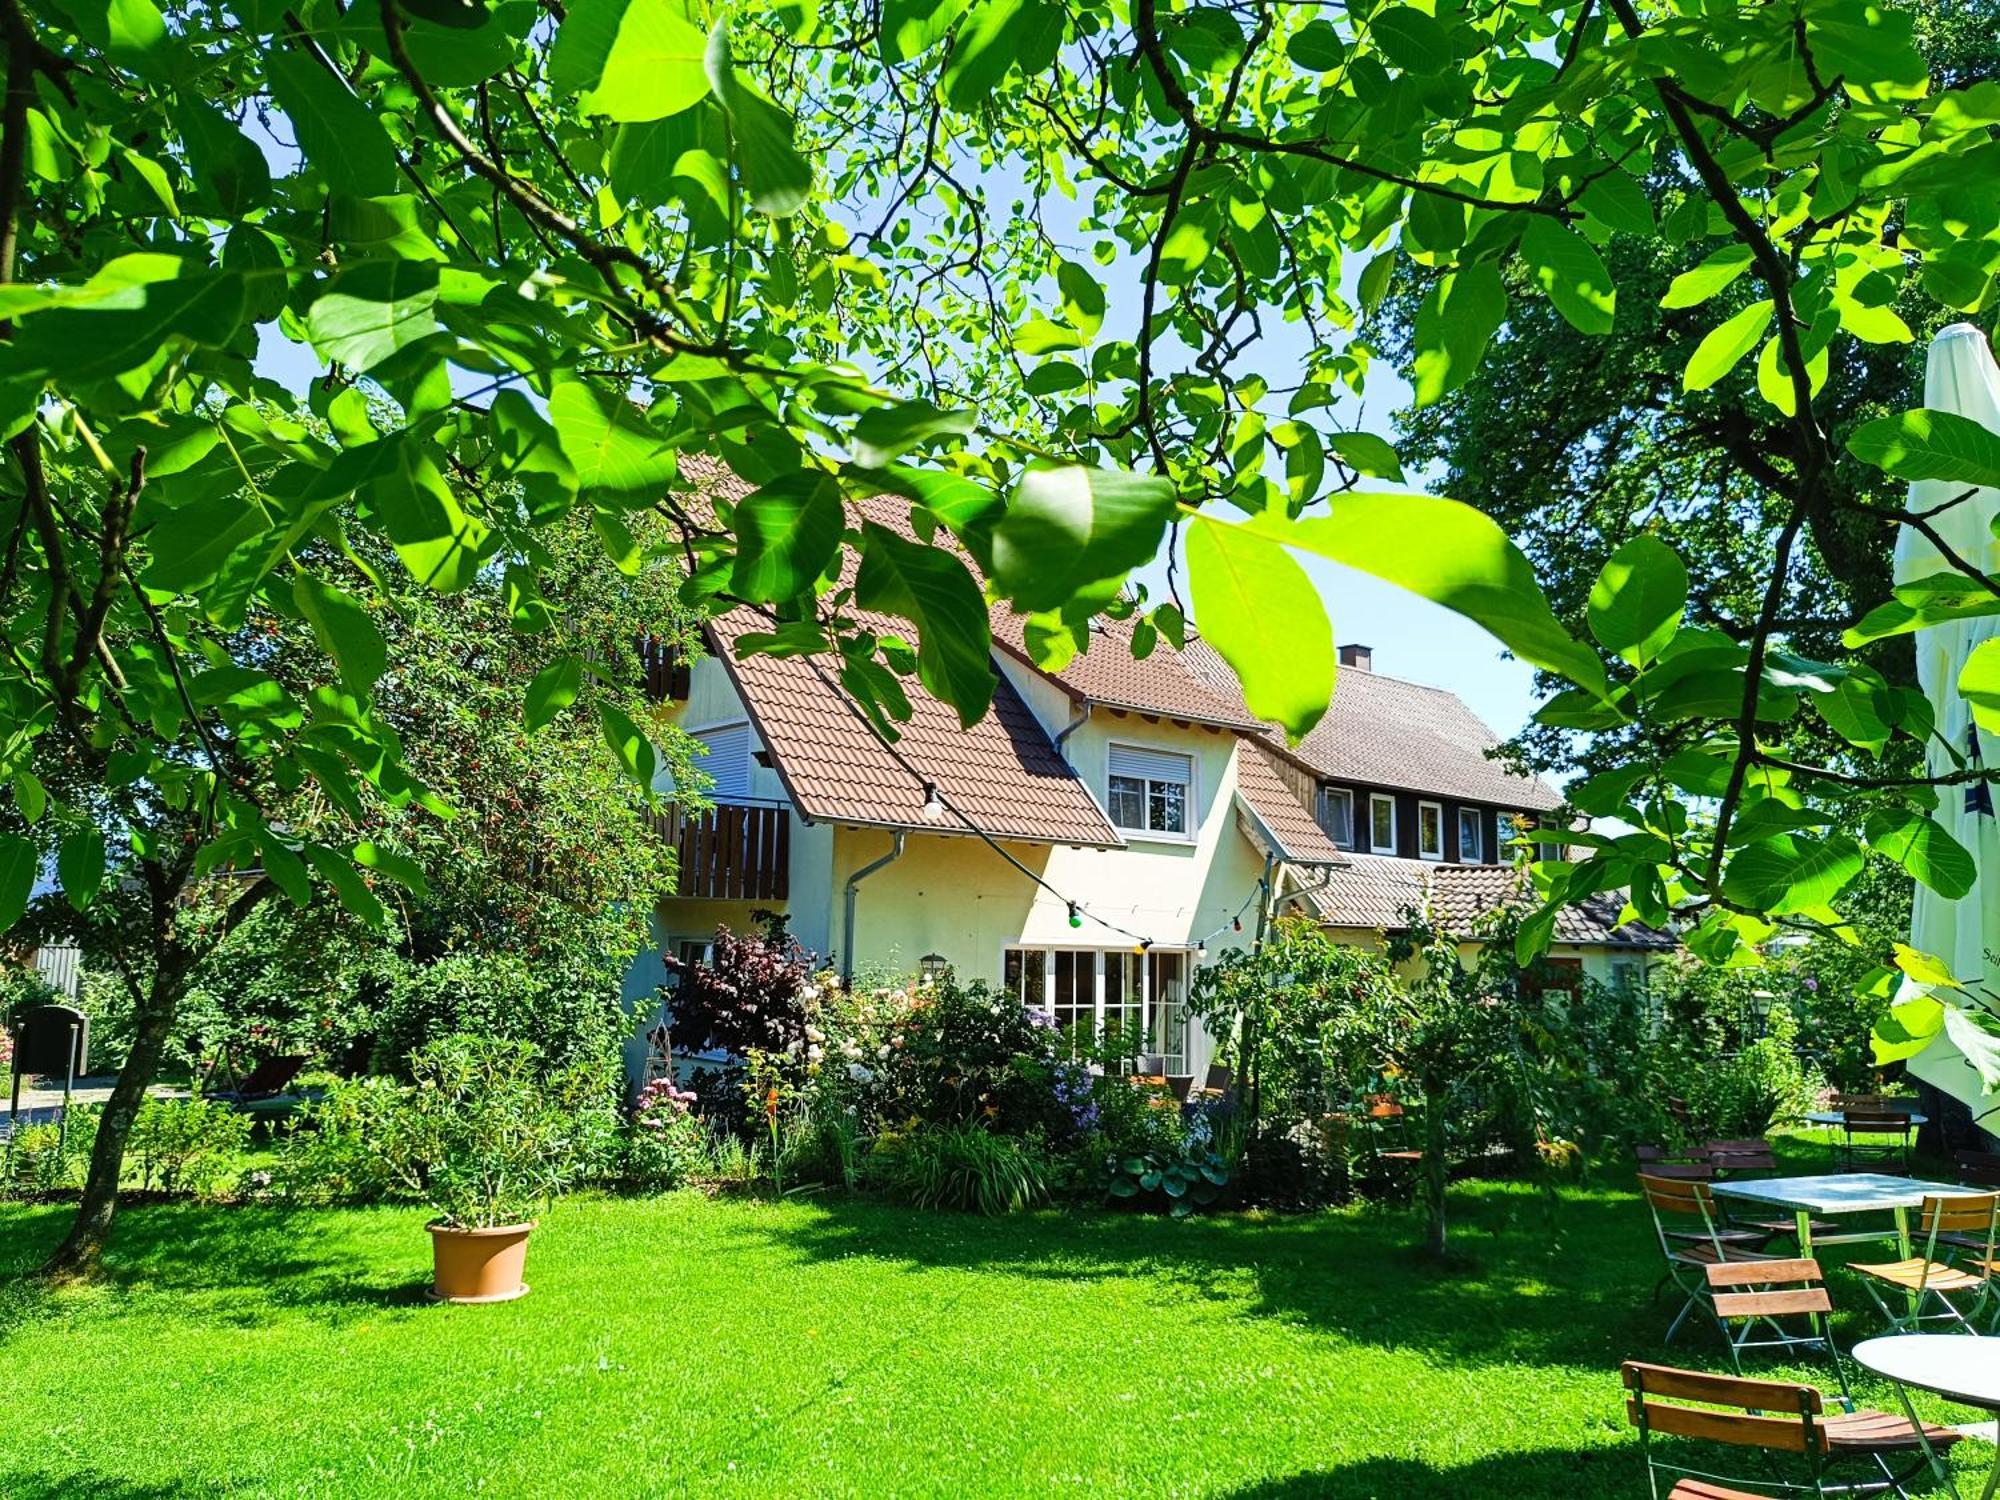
1851, 1192, 2000, 1334
1837, 1110, 1915, 1175
1704, 1260, 1850, 1398
1640, 1174, 1779, 1344
1364, 1095, 1423, 1173
1622, 1361, 1960, 1500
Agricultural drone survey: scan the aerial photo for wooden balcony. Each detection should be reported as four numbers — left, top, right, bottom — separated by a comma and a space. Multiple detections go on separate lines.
652, 801, 790, 902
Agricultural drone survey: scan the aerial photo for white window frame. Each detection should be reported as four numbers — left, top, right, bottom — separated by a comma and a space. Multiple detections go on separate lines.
1318, 786, 1354, 849
999, 944, 1195, 1074
1417, 800, 1445, 862
1104, 741, 1196, 844
1457, 807, 1483, 863
1368, 793, 1398, 855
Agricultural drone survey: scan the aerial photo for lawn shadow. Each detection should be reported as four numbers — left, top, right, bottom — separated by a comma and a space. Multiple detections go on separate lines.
0, 1200, 430, 1344
742, 1177, 1670, 1371
0, 1470, 201, 1500
1211, 1447, 1640, 1500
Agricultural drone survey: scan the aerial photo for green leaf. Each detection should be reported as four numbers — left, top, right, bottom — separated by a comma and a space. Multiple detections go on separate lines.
265, 48, 399, 198
880, 0, 971, 60
1326, 432, 1405, 482
1895, 943, 1961, 989
574, 0, 710, 120
306, 261, 441, 374
1247, 497, 1607, 697
1661, 244, 1753, 308
1959, 638, 2000, 736
367, 438, 493, 591
940, 0, 1060, 108
525, 657, 585, 731
1720, 834, 1864, 915
599, 703, 659, 789
732, 469, 845, 601
1872, 994, 1944, 1066
1865, 807, 1975, 900
401, 0, 489, 27
1056, 259, 1105, 340
1369, 4, 1449, 71
1683, 300, 1773, 391
58, 827, 106, 912
1287, 18, 1344, 70
255, 832, 312, 907
852, 399, 974, 465
705, 22, 813, 214
1012, 316, 1085, 355
1412, 262, 1506, 406
854, 522, 994, 727
991, 465, 1177, 614
1519, 217, 1616, 335
178, 100, 273, 217
142, 490, 269, 593
1587, 534, 1687, 666
1185, 517, 1333, 740
0, 834, 34, 933
1847, 408, 2000, 490
1578, 173, 1653, 238
293, 573, 387, 695
352, 841, 431, 899
302, 844, 388, 929
549, 379, 679, 504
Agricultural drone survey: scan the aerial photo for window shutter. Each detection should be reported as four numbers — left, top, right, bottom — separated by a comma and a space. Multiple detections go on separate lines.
699, 723, 753, 803
1107, 745, 1190, 785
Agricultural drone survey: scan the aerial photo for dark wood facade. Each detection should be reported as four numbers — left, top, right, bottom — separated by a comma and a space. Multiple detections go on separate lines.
1315, 782, 1541, 865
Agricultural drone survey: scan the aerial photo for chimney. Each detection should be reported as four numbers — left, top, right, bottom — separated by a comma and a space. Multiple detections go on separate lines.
1337, 642, 1373, 672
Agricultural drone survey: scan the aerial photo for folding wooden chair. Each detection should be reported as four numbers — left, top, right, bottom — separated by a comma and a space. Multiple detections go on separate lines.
1850, 1191, 2000, 1334
1639, 1143, 1715, 1180
1832, 1101, 1915, 1174
1699, 1140, 1841, 1245
1704, 1259, 1853, 1404
1365, 1094, 1423, 1173
1621, 1361, 1961, 1500
1954, 1148, 2000, 1188
1638, 1173, 1778, 1344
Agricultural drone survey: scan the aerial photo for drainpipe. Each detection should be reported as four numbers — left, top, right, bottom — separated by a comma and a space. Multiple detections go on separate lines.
1053, 701, 1092, 761
840, 831, 906, 986
1269, 862, 1339, 924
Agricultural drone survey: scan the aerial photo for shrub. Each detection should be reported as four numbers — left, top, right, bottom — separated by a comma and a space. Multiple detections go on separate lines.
884, 1122, 1050, 1215
1648, 1003, 1823, 1142
624, 1077, 709, 1190
669, 918, 817, 1059
373, 949, 627, 1090
2, 1106, 96, 1195
1103, 1139, 1232, 1216
374, 1034, 597, 1228
126, 1098, 253, 1196
280, 1075, 413, 1205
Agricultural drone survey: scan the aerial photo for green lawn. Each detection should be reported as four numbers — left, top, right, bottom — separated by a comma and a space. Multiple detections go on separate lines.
0, 1167, 1981, 1498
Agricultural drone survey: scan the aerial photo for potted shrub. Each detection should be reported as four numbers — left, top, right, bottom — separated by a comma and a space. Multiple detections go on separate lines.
378, 1034, 589, 1304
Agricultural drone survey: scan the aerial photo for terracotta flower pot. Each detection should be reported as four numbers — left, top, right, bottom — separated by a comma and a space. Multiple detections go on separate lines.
427, 1221, 536, 1304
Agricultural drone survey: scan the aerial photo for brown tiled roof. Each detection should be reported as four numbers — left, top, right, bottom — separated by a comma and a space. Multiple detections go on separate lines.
1307, 854, 1673, 948
708, 609, 1122, 847
990, 612, 1261, 730
1233, 742, 1348, 866
1180, 638, 1562, 812
1430, 864, 1674, 949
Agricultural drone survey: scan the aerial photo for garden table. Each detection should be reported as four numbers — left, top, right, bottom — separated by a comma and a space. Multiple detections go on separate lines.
1708, 1172, 1965, 1257
1805, 1111, 1929, 1129
1853, 1334, 2000, 1500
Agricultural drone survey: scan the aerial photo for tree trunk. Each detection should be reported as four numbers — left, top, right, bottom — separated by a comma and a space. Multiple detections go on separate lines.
1420, 1077, 1450, 1259
40, 964, 183, 1279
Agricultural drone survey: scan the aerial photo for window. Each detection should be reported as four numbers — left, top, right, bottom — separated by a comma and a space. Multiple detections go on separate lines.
1368, 793, 1397, 854
694, 722, 753, 803
1107, 744, 1192, 838
1457, 807, 1482, 863
1417, 801, 1444, 861
1002, 946, 1194, 1074
1317, 786, 1354, 848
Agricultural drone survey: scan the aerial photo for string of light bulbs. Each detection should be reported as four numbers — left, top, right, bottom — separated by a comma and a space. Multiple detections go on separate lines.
792, 650, 1273, 958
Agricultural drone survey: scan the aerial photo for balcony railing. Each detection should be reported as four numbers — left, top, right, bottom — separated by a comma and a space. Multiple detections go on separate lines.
651, 801, 790, 902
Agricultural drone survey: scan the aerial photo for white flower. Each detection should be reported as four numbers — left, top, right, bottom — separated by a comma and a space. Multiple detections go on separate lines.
891, 1035, 905, 1049
876, 1044, 891, 1059
807, 1045, 824, 1062
805, 1026, 824, 1044
803, 985, 821, 1001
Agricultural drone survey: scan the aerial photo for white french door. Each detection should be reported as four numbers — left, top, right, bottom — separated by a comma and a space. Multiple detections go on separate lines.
1001, 946, 1194, 1074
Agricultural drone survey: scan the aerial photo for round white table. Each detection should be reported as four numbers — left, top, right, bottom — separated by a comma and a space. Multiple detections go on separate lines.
1854, 1335, 2000, 1499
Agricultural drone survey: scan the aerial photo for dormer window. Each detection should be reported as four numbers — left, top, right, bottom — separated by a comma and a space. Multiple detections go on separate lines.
1107, 744, 1192, 838
1317, 786, 1354, 849
1368, 793, 1397, 855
